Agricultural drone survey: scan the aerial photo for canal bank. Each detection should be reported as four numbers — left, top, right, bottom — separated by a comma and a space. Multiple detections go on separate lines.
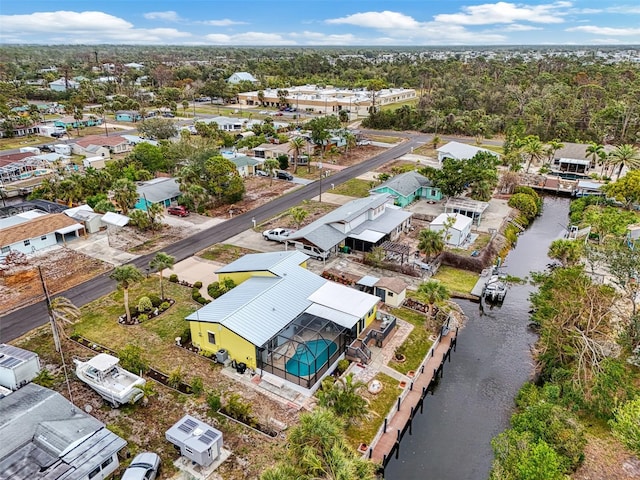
384, 196, 571, 480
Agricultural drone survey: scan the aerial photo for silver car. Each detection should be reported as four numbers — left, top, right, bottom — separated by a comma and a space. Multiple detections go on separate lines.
121, 452, 160, 480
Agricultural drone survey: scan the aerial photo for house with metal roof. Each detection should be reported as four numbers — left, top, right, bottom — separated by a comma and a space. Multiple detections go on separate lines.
437, 141, 499, 163
221, 152, 260, 177
187, 251, 380, 391
370, 171, 442, 207
285, 194, 412, 255
227, 72, 258, 84
0, 382, 127, 480
134, 177, 182, 210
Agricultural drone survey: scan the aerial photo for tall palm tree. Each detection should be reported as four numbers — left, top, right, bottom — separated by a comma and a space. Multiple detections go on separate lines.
342, 130, 356, 158
417, 229, 445, 261
544, 139, 564, 164
111, 178, 138, 214
416, 280, 450, 317
288, 137, 305, 174
110, 265, 144, 323
523, 135, 544, 173
263, 158, 280, 186
609, 144, 640, 180
48, 296, 81, 352
149, 252, 175, 300
585, 142, 605, 169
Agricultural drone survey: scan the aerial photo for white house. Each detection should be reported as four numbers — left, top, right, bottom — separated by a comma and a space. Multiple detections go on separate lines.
437, 141, 499, 163
430, 213, 472, 247
48, 78, 80, 92
227, 72, 258, 84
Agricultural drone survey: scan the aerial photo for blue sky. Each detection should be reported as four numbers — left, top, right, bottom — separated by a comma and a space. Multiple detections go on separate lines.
1, 1, 639, 46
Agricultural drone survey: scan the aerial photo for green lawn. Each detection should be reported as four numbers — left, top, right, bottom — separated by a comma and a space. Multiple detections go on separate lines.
0, 136, 45, 151
199, 244, 259, 263
432, 265, 479, 294
368, 135, 403, 144
328, 178, 373, 198
388, 307, 434, 375
345, 373, 400, 448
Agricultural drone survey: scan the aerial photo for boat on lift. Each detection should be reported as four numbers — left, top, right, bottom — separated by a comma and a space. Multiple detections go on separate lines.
483, 274, 508, 303
74, 353, 146, 407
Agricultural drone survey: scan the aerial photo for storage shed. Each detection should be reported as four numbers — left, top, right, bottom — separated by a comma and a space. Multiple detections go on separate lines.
166, 415, 223, 467
0, 344, 41, 390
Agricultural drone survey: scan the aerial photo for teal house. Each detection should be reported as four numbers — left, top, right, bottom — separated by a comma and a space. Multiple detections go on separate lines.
115, 110, 142, 122
134, 178, 182, 211
370, 171, 441, 207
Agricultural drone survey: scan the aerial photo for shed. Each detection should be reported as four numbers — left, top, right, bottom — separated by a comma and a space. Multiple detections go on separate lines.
0, 344, 41, 390
166, 414, 223, 467
430, 213, 472, 247
374, 277, 407, 307
64, 205, 103, 234
83, 156, 106, 170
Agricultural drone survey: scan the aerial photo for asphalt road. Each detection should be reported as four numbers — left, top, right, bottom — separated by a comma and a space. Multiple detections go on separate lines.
0, 134, 429, 342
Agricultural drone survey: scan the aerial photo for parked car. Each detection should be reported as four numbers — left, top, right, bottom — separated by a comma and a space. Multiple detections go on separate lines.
50, 131, 65, 138
121, 452, 160, 480
40, 144, 54, 152
263, 228, 296, 242
195, 96, 211, 102
167, 205, 189, 217
276, 171, 293, 181
256, 169, 270, 177
162, 112, 175, 118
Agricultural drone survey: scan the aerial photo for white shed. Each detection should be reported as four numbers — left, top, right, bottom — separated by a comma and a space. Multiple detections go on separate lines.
166, 414, 223, 467
54, 144, 71, 156
0, 344, 41, 391
430, 213, 472, 247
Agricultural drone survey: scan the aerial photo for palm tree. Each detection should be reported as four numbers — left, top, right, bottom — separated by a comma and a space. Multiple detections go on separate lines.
288, 137, 305, 174
288, 206, 308, 229
417, 229, 445, 261
342, 130, 356, 158
416, 280, 450, 317
585, 142, 604, 169
523, 135, 544, 173
544, 139, 564, 165
149, 252, 175, 300
48, 296, 81, 353
111, 178, 138, 214
263, 158, 279, 186
110, 265, 144, 323
609, 144, 640, 180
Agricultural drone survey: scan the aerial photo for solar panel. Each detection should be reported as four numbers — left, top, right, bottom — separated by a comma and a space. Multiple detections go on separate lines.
198, 435, 213, 445
177, 418, 198, 434
0, 357, 21, 368
198, 429, 218, 445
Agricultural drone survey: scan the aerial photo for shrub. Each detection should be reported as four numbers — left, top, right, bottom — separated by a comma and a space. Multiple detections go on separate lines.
159, 301, 170, 311
119, 344, 148, 374
193, 281, 203, 289
181, 327, 191, 344
206, 390, 222, 413
609, 398, 640, 455
147, 294, 162, 307
192, 288, 201, 300
169, 273, 179, 283
33, 369, 55, 388
225, 393, 256, 427
137, 313, 149, 322
168, 367, 183, 389
336, 359, 350, 375
191, 376, 204, 396
196, 296, 209, 305
508, 193, 539, 221
137, 296, 153, 312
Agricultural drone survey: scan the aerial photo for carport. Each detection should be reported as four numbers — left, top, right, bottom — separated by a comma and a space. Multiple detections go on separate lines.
55, 223, 84, 243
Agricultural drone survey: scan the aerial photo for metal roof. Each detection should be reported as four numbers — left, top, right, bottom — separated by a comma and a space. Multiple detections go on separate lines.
371, 170, 433, 197
136, 177, 181, 203
432, 213, 473, 231
349, 206, 412, 236
0, 344, 38, 370
166, 414, 222, 455
437, 141, 499, 160
307, 281, 380, 319
215, 250, 308, 274
101, 212, 129, 227
357, 275, 380, 287
0, 383, 126, 480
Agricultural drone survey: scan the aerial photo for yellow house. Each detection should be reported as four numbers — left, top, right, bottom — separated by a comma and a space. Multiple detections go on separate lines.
187, 251, 379, 390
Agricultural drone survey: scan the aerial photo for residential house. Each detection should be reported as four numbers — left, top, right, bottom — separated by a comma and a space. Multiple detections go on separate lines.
187, 251, 380, 391
552, 142, 615, 171
227, 72, 258, 84
48, 78, 80, 92
286, 194, 412, 256
443, 197, 490, 226
221, 153, 260, 177
199, 116, 244, 132
53, 116, 102, 130
436, 141, 499, 163
134, 177, 182, 210
121, 134, 159, 147
430, 213, 472, 247
0, 212, 84, 259
370, 170, 442, 207
115, 110, 141, 122
0, 383, 127, 480
72, 135, 131, 158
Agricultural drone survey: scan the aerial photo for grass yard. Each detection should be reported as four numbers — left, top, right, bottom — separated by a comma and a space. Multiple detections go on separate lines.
368, 135, 403, 144
0, 135, 46, 151
345, 373, 400, 449
433, 265, 479, 294
328, 178, 373, 198
388, 307, 434, 375
199, 244, 259, 263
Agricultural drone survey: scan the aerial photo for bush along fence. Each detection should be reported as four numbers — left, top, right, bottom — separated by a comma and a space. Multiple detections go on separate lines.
69, 335, 193, 395
360, 326, 459, 474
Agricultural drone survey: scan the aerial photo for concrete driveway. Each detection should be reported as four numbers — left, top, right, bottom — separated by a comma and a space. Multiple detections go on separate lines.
66, 231, 139, 266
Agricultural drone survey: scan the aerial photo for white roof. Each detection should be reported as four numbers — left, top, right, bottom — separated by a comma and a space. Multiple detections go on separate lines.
86, 353, 119, 372
307, 282, 379, 319
431, 212, 472, 232
101, 212, 130, 227
55, 222, 83, 235
559, 158, 590, 166
64, 205, 94, 217
348, 229, 386, 243
304, 303, 359, 329
437, 141, 499, 160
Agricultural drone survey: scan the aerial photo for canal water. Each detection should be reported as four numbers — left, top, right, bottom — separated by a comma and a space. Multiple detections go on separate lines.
385, 196, 571, 480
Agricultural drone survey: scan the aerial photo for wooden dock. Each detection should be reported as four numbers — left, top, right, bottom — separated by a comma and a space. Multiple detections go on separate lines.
363, 328, 458, 472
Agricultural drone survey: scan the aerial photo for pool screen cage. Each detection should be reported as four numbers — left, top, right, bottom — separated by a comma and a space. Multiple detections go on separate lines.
257, 312, 353, 389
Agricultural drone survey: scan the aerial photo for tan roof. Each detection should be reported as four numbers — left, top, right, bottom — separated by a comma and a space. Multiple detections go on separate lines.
374, 277, 407, 294
75, 135, 127, 148
0, 213, 82, 247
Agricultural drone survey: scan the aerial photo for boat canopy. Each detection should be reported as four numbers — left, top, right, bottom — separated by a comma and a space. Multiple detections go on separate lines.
86, 353, 120, 372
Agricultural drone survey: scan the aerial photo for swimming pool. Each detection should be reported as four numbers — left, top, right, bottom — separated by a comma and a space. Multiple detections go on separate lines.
285, 339, 338, 377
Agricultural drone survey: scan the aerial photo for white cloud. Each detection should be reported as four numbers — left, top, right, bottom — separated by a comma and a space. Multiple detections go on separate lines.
200, 19, 247, 26
503, 24, 543, 31
0, 11, 192, 44
434, 1, 571, 25
605, 6, 640, 14
204, 31, 295, 45
143, 11, 181, 21
567, 25, 640, 36
289, 31, 357, 45
327, 11, 420, 29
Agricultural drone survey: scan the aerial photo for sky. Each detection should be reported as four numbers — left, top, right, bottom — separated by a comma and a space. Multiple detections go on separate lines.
1, 1, 640, 46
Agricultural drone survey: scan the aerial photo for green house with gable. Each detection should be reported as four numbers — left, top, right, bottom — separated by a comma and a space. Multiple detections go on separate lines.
370, 171, 441, 207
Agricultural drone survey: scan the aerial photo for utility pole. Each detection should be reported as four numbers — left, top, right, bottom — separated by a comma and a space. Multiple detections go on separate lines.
318, 162, 323, 202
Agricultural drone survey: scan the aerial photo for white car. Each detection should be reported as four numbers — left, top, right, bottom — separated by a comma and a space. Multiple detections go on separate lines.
263, 228, 296, 242
121, 452, 160, 480
256, 169, 270, 177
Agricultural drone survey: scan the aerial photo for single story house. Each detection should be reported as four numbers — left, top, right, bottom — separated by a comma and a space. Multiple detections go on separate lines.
356, 276, 407, 308
199, 116, 244, 132
0, 383, 127, 480
72, 135, 131, 157
134, 177, 182, 210
227, 72, 258, 84
48, 78, 80, 92
121, 134, 159, 147
53, 116, 102, 130
437, 141, 499, 163
115, 110, 142, 122
252, 142, 310, 165
444, 197, 490, 226
187, 251, 380, 391
552, 142, 616, 168
0, 212, 84, 259
221, 153, 260, 177
370, 170, 442, 207
430, 212, 473, 247
83, 156, 106, 170
286, 194, 413, 256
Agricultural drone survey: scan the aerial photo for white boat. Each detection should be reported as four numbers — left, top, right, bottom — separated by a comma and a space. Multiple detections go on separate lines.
483, 275, 507, 302
74, 353, 146, 407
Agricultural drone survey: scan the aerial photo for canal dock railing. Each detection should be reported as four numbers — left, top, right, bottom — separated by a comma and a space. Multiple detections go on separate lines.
362, 326, 459, 473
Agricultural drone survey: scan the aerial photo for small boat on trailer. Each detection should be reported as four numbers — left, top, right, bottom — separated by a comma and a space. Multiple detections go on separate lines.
74, 353, 146, 407
483, 275, 508, 303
